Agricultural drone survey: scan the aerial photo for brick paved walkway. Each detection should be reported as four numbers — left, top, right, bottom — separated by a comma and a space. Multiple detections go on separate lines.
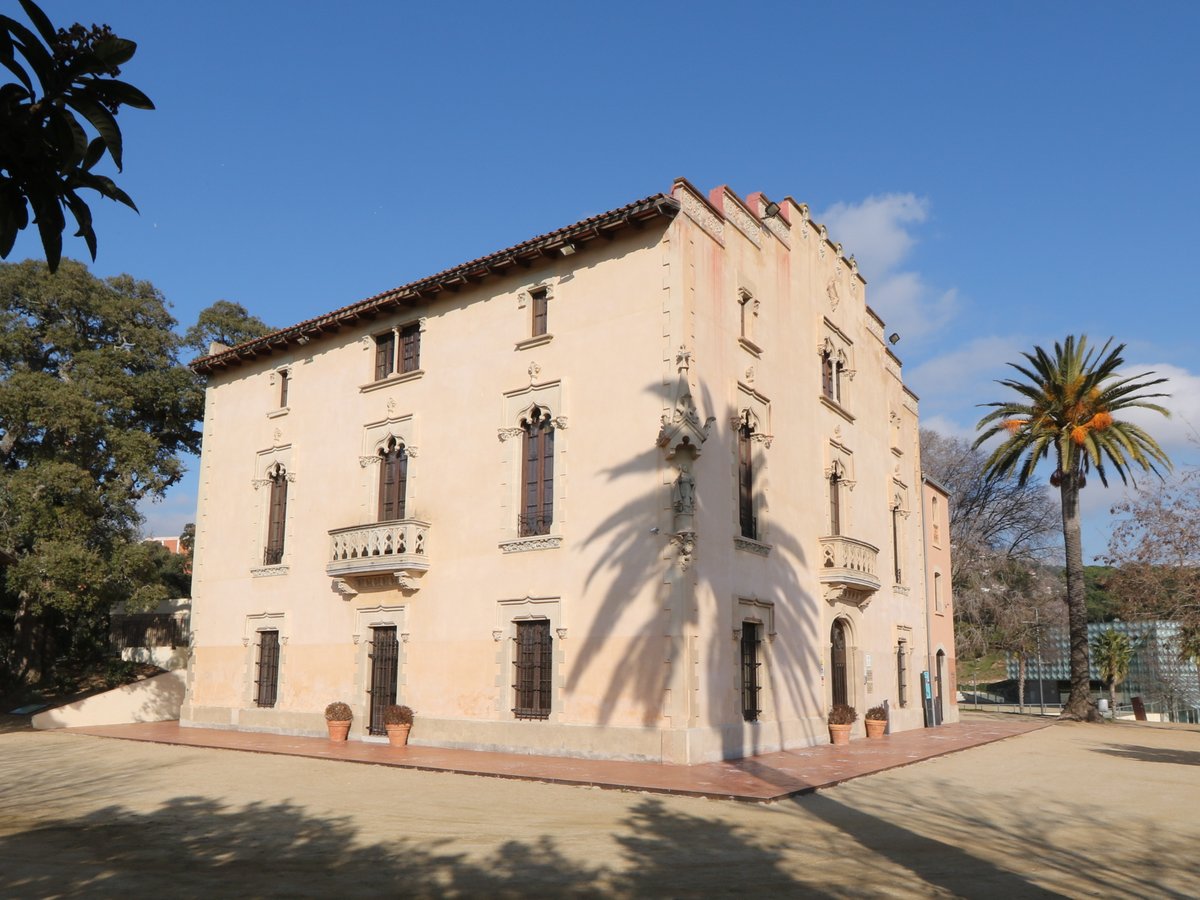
64, 714, 1048, 802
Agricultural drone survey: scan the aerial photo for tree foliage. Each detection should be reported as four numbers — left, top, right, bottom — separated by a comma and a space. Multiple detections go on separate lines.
975, 335, 1171, 720
183, 300, 272, 356
0, 258, 202, 684
920, 428, 1059, 593
1106, 468, 1200, 647
1091, 628, 1135, 716
0, 1, 153, 272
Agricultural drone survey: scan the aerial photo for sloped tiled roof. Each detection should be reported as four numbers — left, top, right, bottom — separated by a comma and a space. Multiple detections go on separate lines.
192, 192, 681, 375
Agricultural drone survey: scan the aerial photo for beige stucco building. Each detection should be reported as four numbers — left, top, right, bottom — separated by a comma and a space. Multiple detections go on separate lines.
185, 178, 955, 763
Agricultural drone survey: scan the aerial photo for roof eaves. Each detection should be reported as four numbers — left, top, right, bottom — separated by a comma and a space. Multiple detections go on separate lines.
192, 192, 681, 375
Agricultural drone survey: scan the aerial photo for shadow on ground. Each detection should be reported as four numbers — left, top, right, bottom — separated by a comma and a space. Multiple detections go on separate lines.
1092, 743, 1200, 767
0, 795, 813, 899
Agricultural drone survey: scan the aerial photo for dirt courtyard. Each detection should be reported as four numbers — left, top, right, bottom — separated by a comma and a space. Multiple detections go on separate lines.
1, 715, 1197, 898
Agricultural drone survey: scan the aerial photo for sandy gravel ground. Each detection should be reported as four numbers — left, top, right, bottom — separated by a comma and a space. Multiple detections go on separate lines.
1, 715, 1197, 898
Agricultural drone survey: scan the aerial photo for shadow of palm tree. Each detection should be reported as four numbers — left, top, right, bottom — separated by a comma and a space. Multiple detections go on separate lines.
566, 377, 824, 763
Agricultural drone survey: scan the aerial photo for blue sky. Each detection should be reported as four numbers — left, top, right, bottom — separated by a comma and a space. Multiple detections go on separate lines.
14, 1, 1199, 558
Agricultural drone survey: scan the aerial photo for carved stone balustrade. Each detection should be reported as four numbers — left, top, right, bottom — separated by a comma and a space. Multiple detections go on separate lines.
819, 535, 881, 608
327, 519, 430, 582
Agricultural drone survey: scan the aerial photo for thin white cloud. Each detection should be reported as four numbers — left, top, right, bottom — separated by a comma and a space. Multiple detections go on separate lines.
1121, 361, 1200, 462
817, 193, 957, 341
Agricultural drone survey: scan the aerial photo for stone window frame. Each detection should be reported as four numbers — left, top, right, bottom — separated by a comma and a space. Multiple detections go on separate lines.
493, 596, 566, 723
351, 603, 409, 728
267, 365, 292, 418
824, 438, 856, 537
515, 280, 557, 350
734, 596, 776, 722
732, 383, 772, 554
241, 611, 288, 708
818, 320, 855, 419
251, 445, 295, 576
828, 611, 862, 711
934, 570, 946, 614
360, 414, 418, 524
737, 286, 762, 357
360, 318, 427, 391
498, 380, 566, 552
890, 480, 911, 587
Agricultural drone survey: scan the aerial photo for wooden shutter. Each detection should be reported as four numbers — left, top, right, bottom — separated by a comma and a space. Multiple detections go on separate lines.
378, 444, 407, 521
374, 332, 395, 380
738, 424, 754, 539
264, 472, 288, 565
531, 289, 548, 336
829, 473, 841, 536
401, 324, 420, 373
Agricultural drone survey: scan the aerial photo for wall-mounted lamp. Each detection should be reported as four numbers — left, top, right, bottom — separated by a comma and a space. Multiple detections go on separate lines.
297, 335, 311, 345
888, 333, 901, 345
559, 243, 577, 256
763, 201, 781, 218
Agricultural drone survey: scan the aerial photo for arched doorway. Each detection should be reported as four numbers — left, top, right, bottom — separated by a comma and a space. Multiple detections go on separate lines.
831, 619, 849, 707
936, 649, 946, 724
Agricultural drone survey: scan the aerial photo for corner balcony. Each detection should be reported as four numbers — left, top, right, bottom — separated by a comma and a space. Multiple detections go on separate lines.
819, 535, 881, 608
327, 520, 430, 589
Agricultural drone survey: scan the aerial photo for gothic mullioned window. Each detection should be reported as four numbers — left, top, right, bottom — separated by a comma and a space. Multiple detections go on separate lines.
520, 405, 554, 536
263, 463, 288, 565
377, 437, 408, 521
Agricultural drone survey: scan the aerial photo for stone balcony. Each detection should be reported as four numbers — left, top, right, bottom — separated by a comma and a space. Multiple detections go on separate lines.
326, 519, 429, 592
819, 535, 881, 608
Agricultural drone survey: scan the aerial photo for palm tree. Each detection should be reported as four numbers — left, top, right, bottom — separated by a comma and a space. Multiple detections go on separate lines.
1091, 628, 1135, 718
976, 336, 1170, 720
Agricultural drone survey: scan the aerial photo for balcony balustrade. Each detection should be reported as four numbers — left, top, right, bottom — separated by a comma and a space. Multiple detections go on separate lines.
327, 519, 430, 580
819, 535, 881, 607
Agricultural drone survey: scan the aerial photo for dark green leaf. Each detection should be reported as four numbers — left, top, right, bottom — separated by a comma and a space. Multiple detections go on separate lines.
31, 195, 65, 269
92, 37, 137, 68
64, 94, 124, 170
63, 190, 97, 259
89, 78, 154, 111
71, 171, 138, 211
4, 19, 55, 94
82, 136, 106, 172
16, 0, 56, 47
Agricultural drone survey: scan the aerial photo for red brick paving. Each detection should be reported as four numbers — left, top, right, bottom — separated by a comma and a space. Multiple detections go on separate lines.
65, 715, 1048, 803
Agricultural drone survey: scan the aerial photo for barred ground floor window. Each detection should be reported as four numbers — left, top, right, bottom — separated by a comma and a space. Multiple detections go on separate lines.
513, 619, 553, 719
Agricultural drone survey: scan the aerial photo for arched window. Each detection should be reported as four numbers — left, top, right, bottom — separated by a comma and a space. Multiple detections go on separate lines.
738, 412, 756, 539
377, 437, 408, 521
520, 405, 554, 536
264, 463, 288, 565
829, 468, 842, 536
821, 346, 844, 403
830, 619, 848, 707
892, 496, 904, 584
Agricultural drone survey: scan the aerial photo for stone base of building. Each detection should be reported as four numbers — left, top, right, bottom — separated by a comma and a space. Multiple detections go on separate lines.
181, 703, 848, 764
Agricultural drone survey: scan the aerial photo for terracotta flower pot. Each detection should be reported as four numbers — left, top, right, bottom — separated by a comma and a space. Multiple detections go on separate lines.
386, 723, 412, 747
326, 720, 351, 742
865, 718, 887, 738
828, 722, 852, 746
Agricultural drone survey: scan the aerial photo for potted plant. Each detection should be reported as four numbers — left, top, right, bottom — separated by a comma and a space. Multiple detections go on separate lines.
828, 703, 857, 745
865, 704, 888, 738
324, 701, 352, 741
383, 704, 415, 747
